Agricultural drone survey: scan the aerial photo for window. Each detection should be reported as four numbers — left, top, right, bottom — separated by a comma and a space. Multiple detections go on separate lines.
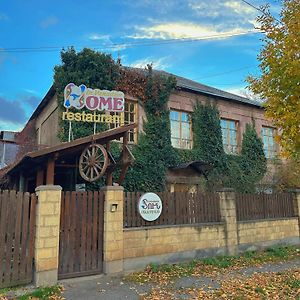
110, 100, 137, 143
220, 119, 238, 154
170, 110, 192, 149
261, 126, 276, 158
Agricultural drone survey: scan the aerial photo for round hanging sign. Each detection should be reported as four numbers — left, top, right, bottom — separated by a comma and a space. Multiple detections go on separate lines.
138, 193, 162, 221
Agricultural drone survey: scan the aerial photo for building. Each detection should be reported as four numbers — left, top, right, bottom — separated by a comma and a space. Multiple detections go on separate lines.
0, 131, 19, 169
2, 69, 278, 191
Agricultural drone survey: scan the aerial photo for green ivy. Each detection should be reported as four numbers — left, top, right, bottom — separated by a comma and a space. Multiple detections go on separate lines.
124, 66, 178, 192
53, 48, 266, 193
238, 123, 267, 192
191, 101, 228, 190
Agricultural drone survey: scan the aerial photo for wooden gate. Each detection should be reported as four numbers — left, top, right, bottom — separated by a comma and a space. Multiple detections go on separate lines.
58, 191, 104, 279
0, 190, 36, 288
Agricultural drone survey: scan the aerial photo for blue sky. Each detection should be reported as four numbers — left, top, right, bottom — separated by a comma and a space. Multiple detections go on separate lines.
0, 0, 281, 131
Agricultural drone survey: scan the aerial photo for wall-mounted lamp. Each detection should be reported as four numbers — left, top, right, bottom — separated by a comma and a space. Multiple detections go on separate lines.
111, 203, 118, 212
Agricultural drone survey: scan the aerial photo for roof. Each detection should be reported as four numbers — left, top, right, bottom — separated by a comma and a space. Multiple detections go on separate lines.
126, 67, 262, 108
5, 124, 136, 176
161, 71, 262, 107
29, 68, 261, 125
29, 85, 56, 121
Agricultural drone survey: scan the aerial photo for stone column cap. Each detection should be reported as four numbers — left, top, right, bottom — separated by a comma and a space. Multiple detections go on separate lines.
216, 188, 235, 192
287, 188, 300, 193
35, 185, 62, 192
101, 186, 124, 191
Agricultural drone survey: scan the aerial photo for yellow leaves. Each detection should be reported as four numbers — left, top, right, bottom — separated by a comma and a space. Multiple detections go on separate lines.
140, 270, 300, 300
247, 0, 300, 159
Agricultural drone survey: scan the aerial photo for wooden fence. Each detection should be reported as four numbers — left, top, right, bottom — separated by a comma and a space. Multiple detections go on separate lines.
236, 193, 296, 221
124, 191, 221, 228
0, 190, 36, 288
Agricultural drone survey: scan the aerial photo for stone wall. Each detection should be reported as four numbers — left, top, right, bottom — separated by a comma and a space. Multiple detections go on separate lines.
238, 218, 299, 250
122, 190, 300, 272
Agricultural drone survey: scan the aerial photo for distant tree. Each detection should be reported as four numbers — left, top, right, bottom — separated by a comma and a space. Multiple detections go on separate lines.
247, 0, 300, 158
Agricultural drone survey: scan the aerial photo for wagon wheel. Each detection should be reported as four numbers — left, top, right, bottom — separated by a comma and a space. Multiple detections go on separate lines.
79, 144, 109, 182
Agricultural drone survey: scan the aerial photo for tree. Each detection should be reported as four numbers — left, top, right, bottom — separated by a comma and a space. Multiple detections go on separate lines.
54, 48, 121, 141
247, 0, 300, 159
192, 101, 228, 190
239, 123, 267, 193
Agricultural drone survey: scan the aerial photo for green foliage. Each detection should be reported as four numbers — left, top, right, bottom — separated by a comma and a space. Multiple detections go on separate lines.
18, 285, 62, 300
185, 102, 266, 192
192, 101, 228, 190
247, 0, 300, 158
54, 47, 120, 141
124, 67, 178, 192
52, 48, 266, 193
239, 123, 267, 192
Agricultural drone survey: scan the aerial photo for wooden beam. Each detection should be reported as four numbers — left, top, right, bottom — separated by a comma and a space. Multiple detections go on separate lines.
117, 162, 131, 186
46, 157, 55, 185
19, 173, 25, 192
106, 142, 113, 186
36, 168, 44, 187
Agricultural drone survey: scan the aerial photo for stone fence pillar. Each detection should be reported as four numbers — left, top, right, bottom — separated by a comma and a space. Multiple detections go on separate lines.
218, 188, 238, 255
291, 189, 300, 236
34, 185, 62, 286
101, 186, 124, 274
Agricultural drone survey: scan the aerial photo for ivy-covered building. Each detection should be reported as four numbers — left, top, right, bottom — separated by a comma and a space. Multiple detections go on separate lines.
15, 66, 277, 192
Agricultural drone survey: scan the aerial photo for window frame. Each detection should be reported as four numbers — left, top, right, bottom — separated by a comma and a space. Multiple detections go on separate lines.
261, 126, 277, 159
220, 118, 239, 155
170, 109, 193, 150
109, 99, 138, 144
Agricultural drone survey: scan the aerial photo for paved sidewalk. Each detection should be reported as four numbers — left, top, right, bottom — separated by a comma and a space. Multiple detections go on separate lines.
61, 258, 300, 300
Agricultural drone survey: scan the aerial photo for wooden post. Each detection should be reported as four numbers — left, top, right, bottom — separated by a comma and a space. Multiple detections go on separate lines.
46, 157, 55, 185
118, 132, 130, 185
19, 173, 25, 192
106, 142, 113, 186
36, 168, 44, 187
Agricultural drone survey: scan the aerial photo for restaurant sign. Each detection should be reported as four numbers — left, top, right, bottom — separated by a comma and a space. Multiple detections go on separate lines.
138, 193, 162, 222
62, 83, 125, 124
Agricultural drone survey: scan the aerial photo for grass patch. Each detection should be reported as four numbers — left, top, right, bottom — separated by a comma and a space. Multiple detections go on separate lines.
0, 286, 21, 297
17, 286, 62, 300
127, 245, 300, 284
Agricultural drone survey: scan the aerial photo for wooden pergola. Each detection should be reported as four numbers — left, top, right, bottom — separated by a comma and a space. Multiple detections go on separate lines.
5, 124, 136, 192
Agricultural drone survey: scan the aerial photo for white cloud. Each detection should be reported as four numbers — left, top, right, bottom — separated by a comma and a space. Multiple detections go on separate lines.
129, 56, 170, 70
224, 1, 254, 15
0, 13, 8, 21
188, 0, 256, 19
23, 89, 39, 95
40, 16, 59, 28
88, 34, 111, 42
224, 86, 248, 97
87, 34, 128, 52
128, 22, 259, 40
0, 120, 24, 131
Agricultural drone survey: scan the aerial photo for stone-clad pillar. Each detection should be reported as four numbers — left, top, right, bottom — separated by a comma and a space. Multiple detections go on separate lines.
34, 185, 62, 286
218, 188, 238, 255
101, 186, 124, 274
291, 189, 300, 237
